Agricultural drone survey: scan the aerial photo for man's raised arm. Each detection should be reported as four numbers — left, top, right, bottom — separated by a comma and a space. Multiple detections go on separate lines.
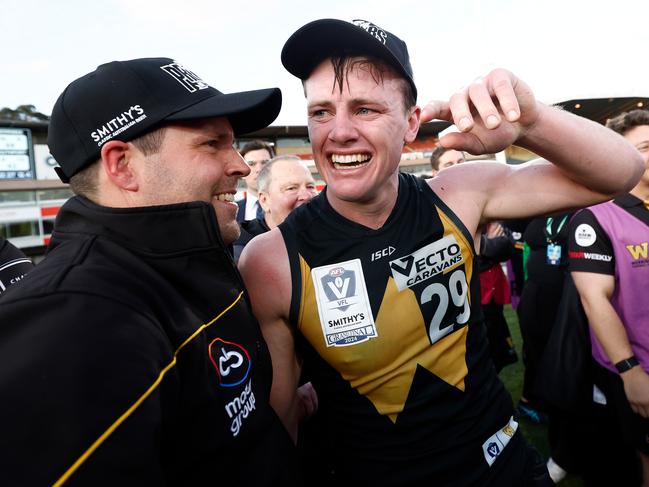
423, 69, 644, 222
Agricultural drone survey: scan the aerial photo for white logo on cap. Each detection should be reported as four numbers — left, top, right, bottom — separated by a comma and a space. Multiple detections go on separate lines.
575, 223, 597, 247
352, 19, 388, 45
160, 61, 209, 93
90, 105, 147, 146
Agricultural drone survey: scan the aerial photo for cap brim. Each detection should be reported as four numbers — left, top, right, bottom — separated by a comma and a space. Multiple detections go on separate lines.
282, 19, 406, 82
166, 87, 282, 135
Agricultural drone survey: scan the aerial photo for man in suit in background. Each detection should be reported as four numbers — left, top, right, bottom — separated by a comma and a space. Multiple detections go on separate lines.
237, 140, 275, 222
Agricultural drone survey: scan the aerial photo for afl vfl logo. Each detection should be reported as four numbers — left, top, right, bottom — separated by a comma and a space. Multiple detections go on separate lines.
209, 338, 251, 388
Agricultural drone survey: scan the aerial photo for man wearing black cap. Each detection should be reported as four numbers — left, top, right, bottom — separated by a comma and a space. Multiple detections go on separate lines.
0, 58, 299, 486
239, 19, 644, 486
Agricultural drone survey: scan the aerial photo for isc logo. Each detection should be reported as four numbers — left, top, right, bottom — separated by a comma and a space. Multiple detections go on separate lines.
370, 246, 395, 261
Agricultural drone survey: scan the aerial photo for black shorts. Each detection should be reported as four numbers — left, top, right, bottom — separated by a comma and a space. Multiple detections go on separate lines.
484, 430, 554, 487
593, 361, 649, 455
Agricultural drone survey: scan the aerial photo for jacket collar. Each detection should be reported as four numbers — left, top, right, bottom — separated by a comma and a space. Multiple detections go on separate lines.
50, 196, 227, 255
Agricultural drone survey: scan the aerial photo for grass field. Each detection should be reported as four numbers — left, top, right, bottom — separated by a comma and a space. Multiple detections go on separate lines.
500, 305, 583, 487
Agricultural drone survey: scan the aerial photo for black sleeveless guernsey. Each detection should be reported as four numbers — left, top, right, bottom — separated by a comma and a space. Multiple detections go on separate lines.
279, 173, 519, 486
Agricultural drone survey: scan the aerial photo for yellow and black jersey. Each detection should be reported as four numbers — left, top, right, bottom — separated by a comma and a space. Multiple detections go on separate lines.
280, 173, 518, 485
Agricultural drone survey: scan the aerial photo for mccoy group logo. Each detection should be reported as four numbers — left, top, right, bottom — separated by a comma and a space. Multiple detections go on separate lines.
160, 61, 209, 93
389, 235, 463, 291
574, 223, 597, 247
312, 259, 377, 347
208, 338, 252, 388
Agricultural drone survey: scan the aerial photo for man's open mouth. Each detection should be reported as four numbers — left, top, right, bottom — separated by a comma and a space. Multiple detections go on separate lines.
331, 153, 371, 169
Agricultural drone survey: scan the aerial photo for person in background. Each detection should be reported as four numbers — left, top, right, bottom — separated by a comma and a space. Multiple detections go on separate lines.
570, 109, 649, 487
233, 155, 317, 261
429, 146, 465, 176
0, 236, 34, 296
237, 140, 275, 222
478, 221, 519, 373
517, 212, 573, 481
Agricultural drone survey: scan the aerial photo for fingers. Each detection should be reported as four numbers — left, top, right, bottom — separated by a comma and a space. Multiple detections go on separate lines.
447, 69, 521, 131
296, 382, 319, 419
420, 100, 452, 124
438, 132, 485, 155
489, 69, 521, 122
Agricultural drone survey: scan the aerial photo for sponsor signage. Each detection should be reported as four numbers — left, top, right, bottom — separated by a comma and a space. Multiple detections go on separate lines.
0, 128, 35, 180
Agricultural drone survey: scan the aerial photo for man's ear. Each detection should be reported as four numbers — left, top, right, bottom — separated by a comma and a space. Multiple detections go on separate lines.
258, 191, 270, 213
404, 105, 421, 144
99, 140, 139, 191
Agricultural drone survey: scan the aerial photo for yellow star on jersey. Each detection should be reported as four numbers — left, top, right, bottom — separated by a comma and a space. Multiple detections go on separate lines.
346, 277, 468, 423
298, 258, 469, 424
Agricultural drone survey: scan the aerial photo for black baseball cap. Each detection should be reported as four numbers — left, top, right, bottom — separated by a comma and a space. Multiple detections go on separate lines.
48, 57, 282, 183
281, 19, 416, 100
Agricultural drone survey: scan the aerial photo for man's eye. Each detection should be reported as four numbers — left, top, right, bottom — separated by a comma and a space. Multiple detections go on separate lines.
358, 107, 373, 115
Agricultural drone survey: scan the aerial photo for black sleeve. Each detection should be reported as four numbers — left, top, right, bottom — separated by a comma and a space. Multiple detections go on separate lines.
480, 233, 515, 262
0, 293, 172, 486
0, 237, 34, 295
568, 209, 615, 275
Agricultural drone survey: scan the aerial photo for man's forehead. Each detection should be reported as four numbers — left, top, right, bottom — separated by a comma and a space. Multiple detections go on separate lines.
172, 116, 234, 136
272, 160, 312, 178
304, 58, 402, 100
244, 148, 272, 160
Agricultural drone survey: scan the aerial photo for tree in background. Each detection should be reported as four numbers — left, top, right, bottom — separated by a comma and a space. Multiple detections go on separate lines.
0, 105, 49, 122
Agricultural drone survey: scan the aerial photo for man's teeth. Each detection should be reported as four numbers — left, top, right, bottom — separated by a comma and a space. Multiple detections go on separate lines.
216, 193, 235, 202
331, 154, 370, 168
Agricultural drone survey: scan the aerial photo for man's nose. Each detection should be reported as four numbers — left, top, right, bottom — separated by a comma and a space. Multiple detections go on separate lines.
328, 112, 358, 144
229, 152, 250, 177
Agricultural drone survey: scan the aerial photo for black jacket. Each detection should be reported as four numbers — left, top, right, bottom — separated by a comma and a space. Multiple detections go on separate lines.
0, 236, 34, 296
0, 197, 297, 486
233, 217, 270, 263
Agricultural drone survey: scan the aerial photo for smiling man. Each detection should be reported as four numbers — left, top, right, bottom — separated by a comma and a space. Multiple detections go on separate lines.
238, 19, 644, 487
0, 58, 299, 486
233, 155, 317, 261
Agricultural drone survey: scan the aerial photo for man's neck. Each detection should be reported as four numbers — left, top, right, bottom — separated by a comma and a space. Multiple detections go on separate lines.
327, 190, 398, 230
247, 189, 258, 198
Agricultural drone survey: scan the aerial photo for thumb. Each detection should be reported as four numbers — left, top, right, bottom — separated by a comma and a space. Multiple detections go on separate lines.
438, 132, 485, 155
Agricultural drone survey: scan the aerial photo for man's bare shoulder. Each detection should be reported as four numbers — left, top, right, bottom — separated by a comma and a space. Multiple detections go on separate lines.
240, 228, 285, 265
238, 228, 292, 319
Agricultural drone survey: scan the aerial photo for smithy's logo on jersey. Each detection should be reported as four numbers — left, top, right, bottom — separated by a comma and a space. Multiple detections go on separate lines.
321, 267, 356, 311
312, 259, 377, 347
389, 235, 463, 291
208, 338, 251, 388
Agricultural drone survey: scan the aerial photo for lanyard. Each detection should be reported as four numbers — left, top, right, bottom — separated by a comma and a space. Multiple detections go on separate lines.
544, 215, 569, 243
